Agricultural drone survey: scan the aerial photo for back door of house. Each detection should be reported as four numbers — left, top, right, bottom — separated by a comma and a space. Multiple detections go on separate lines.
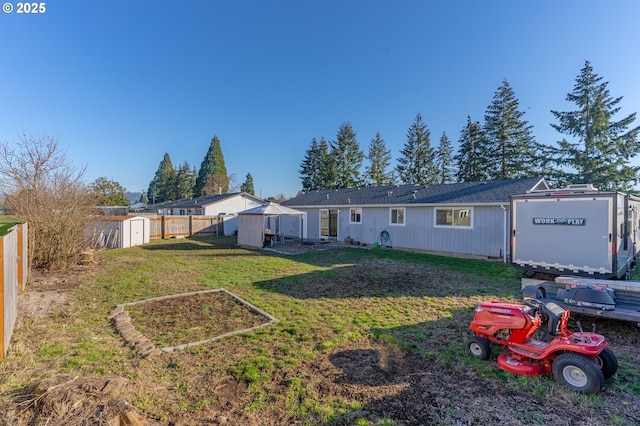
320, 209, 338, 239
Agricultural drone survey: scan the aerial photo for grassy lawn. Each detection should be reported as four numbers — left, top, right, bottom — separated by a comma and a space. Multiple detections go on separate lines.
0, 215, 21, 236
2, 236, 640, 425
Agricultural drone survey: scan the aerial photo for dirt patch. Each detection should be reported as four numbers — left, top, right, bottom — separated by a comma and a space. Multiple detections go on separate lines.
15, 267, 91, 327
116, 289, 277, 353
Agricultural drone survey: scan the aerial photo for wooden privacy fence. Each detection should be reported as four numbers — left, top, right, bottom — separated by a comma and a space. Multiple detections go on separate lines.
149, 216, 224, 239
1, 223, 28, 358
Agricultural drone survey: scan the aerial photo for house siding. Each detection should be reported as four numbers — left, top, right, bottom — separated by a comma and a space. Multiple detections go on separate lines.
287, 205, 510, 258
281, 179, 544, 259
154, 194, 264, 237
202, 196, 263, 216
202, 196, 263, 236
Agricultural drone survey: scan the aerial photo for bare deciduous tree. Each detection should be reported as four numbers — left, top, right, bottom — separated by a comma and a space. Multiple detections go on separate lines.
0, 134, 98, 270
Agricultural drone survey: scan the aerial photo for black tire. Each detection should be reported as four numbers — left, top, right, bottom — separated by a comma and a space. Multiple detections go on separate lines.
467, 336, 491, 360
594, 347, 618, 379
552, 353, 604, 394
522, 285, 545, 300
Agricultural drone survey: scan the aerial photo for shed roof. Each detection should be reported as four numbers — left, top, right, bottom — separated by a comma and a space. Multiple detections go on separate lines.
239, 202, 303, 216
90, 215, 144, 221
282, 177, 548, 207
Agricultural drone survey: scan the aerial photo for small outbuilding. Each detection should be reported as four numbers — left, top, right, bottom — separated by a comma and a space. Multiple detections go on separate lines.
150, 192, 265, 236
237, 203, 304, 249
88, 216, 151, 249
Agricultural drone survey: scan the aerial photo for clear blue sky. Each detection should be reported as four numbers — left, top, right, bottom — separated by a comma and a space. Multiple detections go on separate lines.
1, 0, 639, 199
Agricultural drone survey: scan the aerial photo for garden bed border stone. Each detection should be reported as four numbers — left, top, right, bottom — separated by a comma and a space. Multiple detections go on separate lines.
109, 288, 278, 356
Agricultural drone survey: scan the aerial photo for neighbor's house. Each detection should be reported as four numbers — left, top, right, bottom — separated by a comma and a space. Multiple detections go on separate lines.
150, 192, 265, 236
281, 177, 549, 260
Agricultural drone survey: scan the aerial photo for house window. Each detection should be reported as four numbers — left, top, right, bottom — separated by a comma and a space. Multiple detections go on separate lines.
390, 208, 405, 225
350, 208, 362, 224
435, 207, 473, 228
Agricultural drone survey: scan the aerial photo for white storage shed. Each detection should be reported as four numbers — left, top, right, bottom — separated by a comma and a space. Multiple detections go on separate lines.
237, 203, 304, 249
88, 216, 151, 249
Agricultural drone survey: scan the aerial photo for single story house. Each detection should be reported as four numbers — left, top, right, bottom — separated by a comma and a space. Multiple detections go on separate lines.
150, 192, 265, 236
281, 177, 549, 260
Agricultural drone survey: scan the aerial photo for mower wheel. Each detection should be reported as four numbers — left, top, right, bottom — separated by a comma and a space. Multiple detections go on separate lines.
467, 336, 491, 360
552, 353, 604, 394
594, 347, 618, 379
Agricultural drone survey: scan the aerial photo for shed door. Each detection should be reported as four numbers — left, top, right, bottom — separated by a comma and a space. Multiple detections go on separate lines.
130, 219, 145, 247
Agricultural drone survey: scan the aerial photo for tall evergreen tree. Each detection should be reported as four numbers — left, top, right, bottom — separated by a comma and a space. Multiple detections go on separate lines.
299, 138, 323, 192
204, 172, 230, 195
435, 132, 455, 183
332, 122, 364, 189
195, 135, 228, 196
137, 191, 149, 204
549, 61, 640, 191
366, 132, 394, 186
174, 162, 196, 199
147, 153, 177, 204
318, 137, 336, 189
396, 113, 437, 185
455, 116, 488, 182
241, 173, 255, 195
483, 80, 540, 179
299, 137, 337, 191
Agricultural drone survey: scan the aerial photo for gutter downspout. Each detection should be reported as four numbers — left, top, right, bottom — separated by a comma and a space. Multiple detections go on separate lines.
501, 204, 507, 263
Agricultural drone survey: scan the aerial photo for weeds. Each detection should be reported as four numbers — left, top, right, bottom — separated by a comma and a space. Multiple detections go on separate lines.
3, 236, 639, 425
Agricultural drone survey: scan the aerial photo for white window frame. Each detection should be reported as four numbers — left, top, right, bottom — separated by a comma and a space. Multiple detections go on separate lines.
434, 207, 473, 229
350, 207, 362, 224
390, 207, 405, 226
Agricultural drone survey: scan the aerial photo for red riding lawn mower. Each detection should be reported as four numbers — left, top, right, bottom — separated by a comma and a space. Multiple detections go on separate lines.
467, 286, 618, 394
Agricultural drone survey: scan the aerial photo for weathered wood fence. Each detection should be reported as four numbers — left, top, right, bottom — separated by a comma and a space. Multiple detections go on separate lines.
149, 216, 223, 239
1, 223, 28, 358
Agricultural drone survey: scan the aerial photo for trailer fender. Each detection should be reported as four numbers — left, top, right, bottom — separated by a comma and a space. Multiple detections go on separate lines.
523, 284, 546, 300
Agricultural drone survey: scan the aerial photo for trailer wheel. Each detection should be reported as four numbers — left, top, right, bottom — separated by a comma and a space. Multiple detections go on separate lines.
467, 336, 491, 360
552, 353, 604, 394
522, 285, 545, 300
594, 347, 618, 379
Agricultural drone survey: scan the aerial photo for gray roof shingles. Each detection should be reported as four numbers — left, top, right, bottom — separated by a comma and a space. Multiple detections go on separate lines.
282, 177, 546, 207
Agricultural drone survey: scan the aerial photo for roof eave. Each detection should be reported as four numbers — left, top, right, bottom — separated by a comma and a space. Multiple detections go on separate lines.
281, 201, 511, 208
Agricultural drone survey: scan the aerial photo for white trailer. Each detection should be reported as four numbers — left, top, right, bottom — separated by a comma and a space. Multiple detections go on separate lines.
511, 184, 640, 280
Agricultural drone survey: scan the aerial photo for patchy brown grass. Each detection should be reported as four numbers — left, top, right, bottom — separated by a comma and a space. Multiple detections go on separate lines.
2, 238, 640, 426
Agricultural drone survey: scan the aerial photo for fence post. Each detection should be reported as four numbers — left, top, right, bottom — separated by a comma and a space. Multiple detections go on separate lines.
16, 224, 24, 295
0, 235, 5, 358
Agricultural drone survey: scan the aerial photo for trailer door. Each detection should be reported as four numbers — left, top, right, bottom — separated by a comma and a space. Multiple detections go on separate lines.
512, 197, 613, 275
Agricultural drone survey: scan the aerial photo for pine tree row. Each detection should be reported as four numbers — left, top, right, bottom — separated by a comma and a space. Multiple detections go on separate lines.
300, 61, 640, 193
146, 135, 255, 204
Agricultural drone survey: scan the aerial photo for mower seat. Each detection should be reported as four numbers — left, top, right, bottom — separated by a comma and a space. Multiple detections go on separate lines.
542, 302, 566, 336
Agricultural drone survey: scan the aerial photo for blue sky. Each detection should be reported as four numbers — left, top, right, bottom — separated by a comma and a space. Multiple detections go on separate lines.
1, 0, 639, 199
